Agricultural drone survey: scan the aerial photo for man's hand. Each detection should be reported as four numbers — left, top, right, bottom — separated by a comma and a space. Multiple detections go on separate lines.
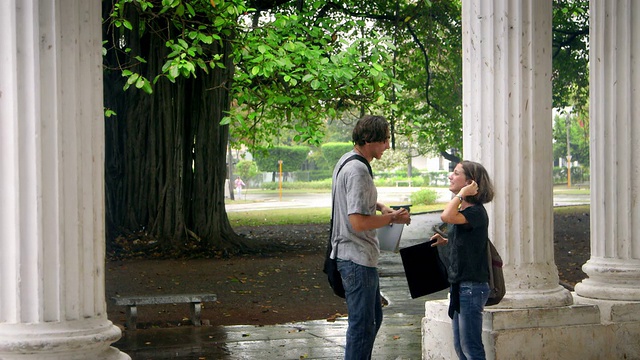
391, 208, 411, 225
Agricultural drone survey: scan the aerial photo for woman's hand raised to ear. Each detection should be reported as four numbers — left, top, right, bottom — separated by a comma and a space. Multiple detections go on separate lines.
459, 180, 478, 198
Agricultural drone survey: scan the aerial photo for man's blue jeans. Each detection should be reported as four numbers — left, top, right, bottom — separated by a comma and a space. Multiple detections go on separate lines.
337, 260, 382, 360
452, 281, 490, 360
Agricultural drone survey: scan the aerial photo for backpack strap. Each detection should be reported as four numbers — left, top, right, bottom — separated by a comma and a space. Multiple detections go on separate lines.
332, 153, 373, 219
336, 154, 372, 179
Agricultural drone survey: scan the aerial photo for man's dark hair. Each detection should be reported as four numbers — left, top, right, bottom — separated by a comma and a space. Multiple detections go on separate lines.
352, 115, 389, 146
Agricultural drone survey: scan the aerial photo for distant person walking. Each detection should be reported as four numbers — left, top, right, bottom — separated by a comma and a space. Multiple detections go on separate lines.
330, 115, 411, 360
234, 176, 245, 197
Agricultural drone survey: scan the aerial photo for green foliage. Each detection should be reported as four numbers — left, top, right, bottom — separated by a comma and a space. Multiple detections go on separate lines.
108, 0, 592, 169
553, 166, 589, 185
289, 170, 335, 181
306, 148, 331, 171
373, 176, 425, 187
552, 0, 589, 114
371, 149, 409, 173
228, 0, 588, 160
252, 146, 310, 172
423, 171, 450, 187
228, 207, 332, 226
410, 188, 439, 206
321, 143, 354, 169
390, 1, 464, 156
104, 108, 117, 117
324, 117, 358, 143
235, 160, 259, 180
226, 2, 399, 149
552, 112, 589, 166
104, 0, 593, 253
108, 0, 250, 93
261, 179, 332, 191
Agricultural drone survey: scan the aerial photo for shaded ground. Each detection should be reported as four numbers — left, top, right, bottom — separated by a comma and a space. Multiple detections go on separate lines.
106, 208, 589, 330
553, 206, 591, 287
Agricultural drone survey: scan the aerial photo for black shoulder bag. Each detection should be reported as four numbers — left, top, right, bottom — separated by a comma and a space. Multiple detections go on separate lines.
323, 154, 372, 298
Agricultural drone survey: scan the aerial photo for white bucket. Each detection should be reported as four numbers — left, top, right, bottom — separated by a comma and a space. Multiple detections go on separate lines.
377, 223, 405, 252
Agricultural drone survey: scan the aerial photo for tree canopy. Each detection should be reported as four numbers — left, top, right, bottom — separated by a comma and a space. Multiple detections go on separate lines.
103, 0, 591, 255
228, 0, 464, 158
229, 0, 590, 159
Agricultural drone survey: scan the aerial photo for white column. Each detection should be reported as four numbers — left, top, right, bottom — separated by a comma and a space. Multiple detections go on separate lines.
462, 0, 571, 308
0, 1, 128, 359
575, 1, 640, 301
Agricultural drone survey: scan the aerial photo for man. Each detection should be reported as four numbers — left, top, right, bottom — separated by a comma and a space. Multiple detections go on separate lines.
330, 115, 411, 359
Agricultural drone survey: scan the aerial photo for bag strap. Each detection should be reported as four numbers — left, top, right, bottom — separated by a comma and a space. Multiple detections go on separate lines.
329, 154, 372, 255
487, 239, 495, 288
331, 153, 372, 218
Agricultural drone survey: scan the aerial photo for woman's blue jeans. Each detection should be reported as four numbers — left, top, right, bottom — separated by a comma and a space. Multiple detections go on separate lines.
452, 281, 490, 360
337, 260, 382, 360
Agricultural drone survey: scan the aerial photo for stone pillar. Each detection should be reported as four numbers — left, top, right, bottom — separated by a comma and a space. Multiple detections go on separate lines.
574, 0, 640, 303
461, 0, 571, 309
0, 1, 129, 359
422, 1, 604, 358
572, 2, 640, 356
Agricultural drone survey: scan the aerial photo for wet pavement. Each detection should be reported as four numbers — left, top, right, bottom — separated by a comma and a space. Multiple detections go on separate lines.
111, 188, 589, 359
112, 211, 446, 360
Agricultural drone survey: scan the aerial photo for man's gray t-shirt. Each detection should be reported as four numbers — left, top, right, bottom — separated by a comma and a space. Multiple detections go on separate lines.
330, 151, 379, 267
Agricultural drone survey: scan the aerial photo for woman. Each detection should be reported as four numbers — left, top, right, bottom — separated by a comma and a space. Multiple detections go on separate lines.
431, 160, 495, 360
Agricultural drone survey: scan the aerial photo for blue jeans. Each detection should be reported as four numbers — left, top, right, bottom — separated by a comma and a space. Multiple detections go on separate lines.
452, 281, 490, 360
337, 260, 383, 360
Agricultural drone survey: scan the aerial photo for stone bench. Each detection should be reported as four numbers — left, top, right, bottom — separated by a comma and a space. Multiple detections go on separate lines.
111, 293, 217, 330
395, 180, 412, 187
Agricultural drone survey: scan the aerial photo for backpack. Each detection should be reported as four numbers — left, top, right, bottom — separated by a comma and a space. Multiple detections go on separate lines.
323, 218, 345, 298
486, 239, 505, 306
323, 154, 372, 298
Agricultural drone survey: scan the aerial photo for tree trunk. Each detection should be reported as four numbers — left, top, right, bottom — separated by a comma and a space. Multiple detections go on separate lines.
186, 38, 246, 251
103, 3, 245, 255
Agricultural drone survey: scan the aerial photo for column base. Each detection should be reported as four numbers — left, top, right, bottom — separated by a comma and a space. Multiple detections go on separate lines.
0, 319, 130, 360
574, 258, 640, 301
422, 298, 639, 359
496, 285, 574, 309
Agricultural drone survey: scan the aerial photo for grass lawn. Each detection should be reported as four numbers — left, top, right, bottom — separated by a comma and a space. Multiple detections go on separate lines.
227, 186, 589, 227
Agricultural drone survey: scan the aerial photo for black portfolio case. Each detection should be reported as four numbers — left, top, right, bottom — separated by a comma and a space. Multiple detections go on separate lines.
399, 240, 450, 299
